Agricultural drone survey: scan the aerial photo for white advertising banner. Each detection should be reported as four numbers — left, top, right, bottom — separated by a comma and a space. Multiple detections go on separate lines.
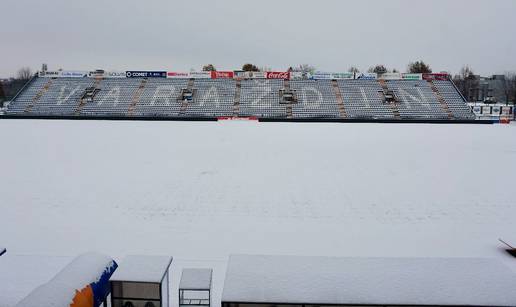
402, 73, 423, 80
60, 71, 88, 78
189, 71, 211, 79
380, 73, 403, 80
104, 71, 127, 78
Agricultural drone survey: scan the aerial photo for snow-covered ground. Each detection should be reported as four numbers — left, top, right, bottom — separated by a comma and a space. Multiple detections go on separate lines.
0, 119, 515, 306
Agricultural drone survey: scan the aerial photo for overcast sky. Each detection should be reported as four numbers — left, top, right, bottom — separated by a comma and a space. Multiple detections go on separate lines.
1, 0, 516, 78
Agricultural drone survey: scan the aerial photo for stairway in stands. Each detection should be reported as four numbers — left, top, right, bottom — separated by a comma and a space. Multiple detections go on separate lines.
378, 79, 401, 119
284, 79, 293, 119
429, 80, 454, 119
179, 78, 195, 115
75, 76, 103, 115
232, 79, 241, 117
128, 78, 148, 116
24, 79, 53, 113
332, 80, 347, 118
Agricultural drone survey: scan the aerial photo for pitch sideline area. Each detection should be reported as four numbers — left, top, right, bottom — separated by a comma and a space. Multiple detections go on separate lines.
0, 120, 515, 306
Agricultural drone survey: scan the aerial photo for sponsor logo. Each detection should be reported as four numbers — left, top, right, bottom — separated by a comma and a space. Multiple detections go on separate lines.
189, 71, 211, 79
105, 71, 126, 78
402, 73, 422, 80
380, 73, 402, 80
126, 71, 166, 78
247, 71, 266, 79
166, 72, 190, 78
422, 73, 448, 81
356, 73, 377, 80
265, 71, 290, 79
211, 71, 234, 79
39, 71, 61, 77
60, 71, 88, 78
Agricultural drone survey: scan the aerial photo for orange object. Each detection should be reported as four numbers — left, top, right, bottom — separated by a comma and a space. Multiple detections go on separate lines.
70, 285, 94, 307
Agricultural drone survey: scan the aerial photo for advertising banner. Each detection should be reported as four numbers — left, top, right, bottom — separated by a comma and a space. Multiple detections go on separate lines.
166, 72, 190, 78
501, 106, 513, 115
422, 73, 449, 81
211, 71, 234, 79
88, 71, 105, 78
356, 73, 377, 80
39, 71, 61, 78
332, 72, 354, 80
60, 71, 88, 78
311, 72, 332, 80
189, 71, 211, 79
247, 71, 266, 79
127, 71, 167, 78
482, 106, 491, 115
402, 73, 423, 80
492, 106, 501, 115
265, 71, 290, 80
104, 71, 127, 78
380, 73, 402, 80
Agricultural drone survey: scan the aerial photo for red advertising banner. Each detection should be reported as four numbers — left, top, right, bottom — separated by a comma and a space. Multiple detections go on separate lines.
422, 73, 449, 81
265, 71, 291, 80
167, 72, 189, 78
211, 71, 234, 79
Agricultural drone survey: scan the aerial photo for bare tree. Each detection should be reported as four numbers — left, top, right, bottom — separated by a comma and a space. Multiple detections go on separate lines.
291, 64, 316, 74
453, 65, 478, 101
202, 64, 216, 71
407, 61, 432, 73
502, 72, 516, 104
17, 67, 33, 81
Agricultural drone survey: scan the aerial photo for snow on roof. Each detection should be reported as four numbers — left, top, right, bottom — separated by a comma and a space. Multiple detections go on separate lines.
222, 255, 516, 306
15, 252, 115, 307
111, 255, 173, 283
180, 268, 213, 290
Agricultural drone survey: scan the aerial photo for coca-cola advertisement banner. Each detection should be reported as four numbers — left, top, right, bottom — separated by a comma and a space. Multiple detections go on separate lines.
422, 73, 449, 81
167, 72, 190, 78
265, 71, 290, 80
211, 71, 234, 79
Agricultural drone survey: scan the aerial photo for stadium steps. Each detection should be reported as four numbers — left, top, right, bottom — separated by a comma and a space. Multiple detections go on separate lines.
379, 79, 401, 119
75, 77, 103, 115
332, 80, 347, 118
429, 80, 454, 120
24, 79, 54, 113
128, 78, 148, 116
179, 78, 195, 115
284, 79, 293, 119
233, 79, 241, 117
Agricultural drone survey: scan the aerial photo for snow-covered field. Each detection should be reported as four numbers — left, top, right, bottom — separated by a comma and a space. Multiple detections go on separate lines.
0, 119, 515, 306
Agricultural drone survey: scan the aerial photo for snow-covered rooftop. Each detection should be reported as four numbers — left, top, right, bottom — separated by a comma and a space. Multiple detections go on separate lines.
15, 252, 115, 307
222, 254, 516, 306
111, 255, 173, 283
180, 268, 213, 290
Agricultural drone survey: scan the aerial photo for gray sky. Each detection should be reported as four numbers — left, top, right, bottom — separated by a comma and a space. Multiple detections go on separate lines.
1, 0, 516, 78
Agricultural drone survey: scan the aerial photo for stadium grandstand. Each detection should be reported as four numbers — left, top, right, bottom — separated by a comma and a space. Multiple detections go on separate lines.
3, 69, 476, 122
